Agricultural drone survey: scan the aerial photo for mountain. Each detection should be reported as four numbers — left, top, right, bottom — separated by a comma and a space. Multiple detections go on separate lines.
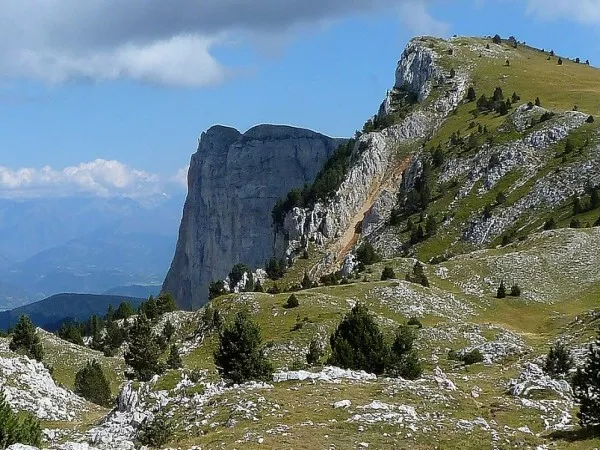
4, 35, 600, 450
0, 194, 184, 309
103, 284, 160, 298
162, 125, 345, 309
0, 293, 144, 331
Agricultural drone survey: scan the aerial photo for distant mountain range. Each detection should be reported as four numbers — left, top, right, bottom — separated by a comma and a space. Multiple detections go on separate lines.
0, 293, 145, 331
0, 195, 184, 309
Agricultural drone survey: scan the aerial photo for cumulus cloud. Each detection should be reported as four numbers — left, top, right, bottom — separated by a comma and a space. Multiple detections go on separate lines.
0, 160, 187, 199
0, 0, 445, 87
399, 1, 450, 37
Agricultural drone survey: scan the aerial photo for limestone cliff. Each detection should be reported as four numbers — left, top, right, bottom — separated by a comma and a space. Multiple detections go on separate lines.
163, 125, 343, 309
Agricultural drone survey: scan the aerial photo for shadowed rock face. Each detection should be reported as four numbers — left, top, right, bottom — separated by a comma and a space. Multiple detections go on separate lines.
162, 124, 344, 310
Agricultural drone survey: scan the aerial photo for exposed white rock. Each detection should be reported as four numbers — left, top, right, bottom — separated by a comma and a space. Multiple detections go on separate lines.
273, 366, 377, 383
333, 399, 352, 409
507, 362, 572, 399
0, 355, 85, 421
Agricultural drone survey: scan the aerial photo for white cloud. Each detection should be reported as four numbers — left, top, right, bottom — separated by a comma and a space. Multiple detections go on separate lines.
398, 1, 450, 37
525, 0, 600, 24
0, 160, 187, 199
0, 0, 444, 87
172, 166, 190, 189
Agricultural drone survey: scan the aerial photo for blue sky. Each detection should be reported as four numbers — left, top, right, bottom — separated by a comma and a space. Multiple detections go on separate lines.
1, 0, 600, 199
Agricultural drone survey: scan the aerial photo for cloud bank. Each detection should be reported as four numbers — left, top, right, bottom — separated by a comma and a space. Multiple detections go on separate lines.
0, 160, 187, 199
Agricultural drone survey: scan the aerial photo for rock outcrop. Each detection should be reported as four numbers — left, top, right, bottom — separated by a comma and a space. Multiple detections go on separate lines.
275, 37, 468, 269
163, 125, 343, 309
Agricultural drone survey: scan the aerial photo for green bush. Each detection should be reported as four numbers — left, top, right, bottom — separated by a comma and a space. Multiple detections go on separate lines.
306, 338, 324, 366
57, 321, 84, 346
137, 411, 174, 448
265, 257, 287, 280
355, 241, 381, 266
156, 293, 177, 315
461, 349, 484, 365
328, 304, 389, 375
387, 325, 422, 380
573, 332, 600, 428
0, 391, 42, 448
405, 262, 429, 287
286, 294, 299, 309
544, 341, 574, 379
113, 302, 135, 321
407, 317, 423, 329
496, 280, 507, 299
74, 360, 112, 407
162, 320, 176, 342
301, 272, 313, 290
380, 266, 396, 281
9, 315, 44, 361
510, 284, 521, 297
208, 280, 228, 300
167, 344, 183, 370
124, 314, 164, 381
214, 311, 273, 384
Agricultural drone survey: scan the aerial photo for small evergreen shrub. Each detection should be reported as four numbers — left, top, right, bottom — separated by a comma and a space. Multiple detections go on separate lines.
510, 284, 521, 297
572, 331, 600, 427
587, 115, 595, 123
301, 272, 313, 290
162, 320, 175, 342
387, 325, 422, 380
380, 266, 396, 281
461, 349, 484, 365
10, 315, 44, 361
544, 217, 557, 230
496, 280, 507, 299
137, 411, 174, 448
74, 360, 112, 407
544, 341, 574, 379
286, 294, 299, 309
167, 344, 183, 369
0, 391, 42, 448
407, 317, 423, 329
124, 314, 164, 381
355, 241, 381, 266
214, 311, 273, 384
306, 338, 324, 366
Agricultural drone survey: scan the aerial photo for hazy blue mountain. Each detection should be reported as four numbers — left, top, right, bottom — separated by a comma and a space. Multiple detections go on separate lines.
103, 284, 160, 298
0, 293, 145, 331
0, 194, 184, 309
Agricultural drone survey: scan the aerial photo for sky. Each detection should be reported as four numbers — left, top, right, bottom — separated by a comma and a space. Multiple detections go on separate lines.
2, 0, 600, 200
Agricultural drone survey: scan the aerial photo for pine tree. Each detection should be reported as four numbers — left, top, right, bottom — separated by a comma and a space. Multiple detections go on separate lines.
381, 267, 396, 281
425, 215, 437, 237
9, 315, 44, 361
573, 331, 600, 427
306, 338, 324, 366
113, 302, 134, 320
355, 241, 381, 266
124, 314, 164, 381
328, 304, 389, 374
0, 391, 42, 447
544, 341, 574, 379
387, 325, 422, 380
156, 293, 177, 316
209, 280, 227, 300
139, 296, 159, 320
137, 411, 174, 448
167, 344, 183, 369
103, 320, 127, 357
57, 322, 84, 346
301, 272, 313, 290
496, 280, 507, 299
286, 294, 299, 309
74, 360, 112, 407
162, 320, 176, 342
510, 284, 521, 297
214, 311, 273, 384
535, 97, 541, 107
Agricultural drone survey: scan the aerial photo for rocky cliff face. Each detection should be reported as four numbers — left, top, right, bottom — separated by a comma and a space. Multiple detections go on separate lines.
276, 37, 468, 270
163, 125, 343, 309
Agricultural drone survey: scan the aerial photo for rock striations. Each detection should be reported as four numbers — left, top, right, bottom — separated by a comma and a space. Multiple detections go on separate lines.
163, 125, 343, 309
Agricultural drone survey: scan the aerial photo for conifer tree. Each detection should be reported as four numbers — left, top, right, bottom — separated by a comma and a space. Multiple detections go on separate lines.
162, 320, 176, 342
9, 315, 43, 361
124, 314, 164, 381
113, 302, 134, 321
167, 344, 183, 369
0, 391, 42, 447
139, 296, 159, 320
301, 272, 313, 290
466, 86, 477, 102
328, 304, 388, 374
306, 338, 324, 366
156, 293, 177, 315
57, 322, 84, 346
388, 325, 422, 380
544, 341, 574, 379
381, 266, 396, 281
214, 311, 273, 384
573, 331, 600, 427
496, 280, 507, 299
75, 360, 112, 407
286, 294, 299, 309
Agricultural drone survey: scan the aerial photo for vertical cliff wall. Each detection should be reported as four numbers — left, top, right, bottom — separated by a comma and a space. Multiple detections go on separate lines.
162, 125, 343, 309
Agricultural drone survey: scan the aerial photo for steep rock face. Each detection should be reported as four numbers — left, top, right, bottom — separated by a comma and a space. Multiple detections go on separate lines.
163, 125, 342, 309
276, 37, 468, 268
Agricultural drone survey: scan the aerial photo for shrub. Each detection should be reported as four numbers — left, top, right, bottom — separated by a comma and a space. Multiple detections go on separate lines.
492, 34, 502, 45
301, 272, 313, 290
535, 97, 541, 107
229, 263, 251, 290
387, 325, 422, 380
162, 320, 176, 342
461, 349, 484, 365
381, 266, 396, 281
587, 115, 595, 123
265, 257, 287, 280
406, 261, 429, 287
328, 304, 389, 374
214, 311, 273, 384
355, 241, 381, 266
113, 302, 135, 321
188, 368, 203, 383
124, 314, 164, 381
0, 391, 42, 448
558, 57, 563, 65
425, 215, 437, 237
570, 218, 581, 229
466, 86, 477, 102
10, 315, 43, 361
286, 294, 299, 309
496, 191, 507, 205
449, 68, 456, 78
137, 411, 174, 448
595, 216, 600, 227
74, 360, 112, 407
544, 341, 574, 379
57, 322, 84, 346
510, 284, 521, 297
156, 293, 177, 316
544, 217, 557, 230
496, 280, 507, 299
167, 344, 183, 369
407, 317, 423, 329
306, 338, 324, 366
254, 279, 264, 293
572, 331, 600, 427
